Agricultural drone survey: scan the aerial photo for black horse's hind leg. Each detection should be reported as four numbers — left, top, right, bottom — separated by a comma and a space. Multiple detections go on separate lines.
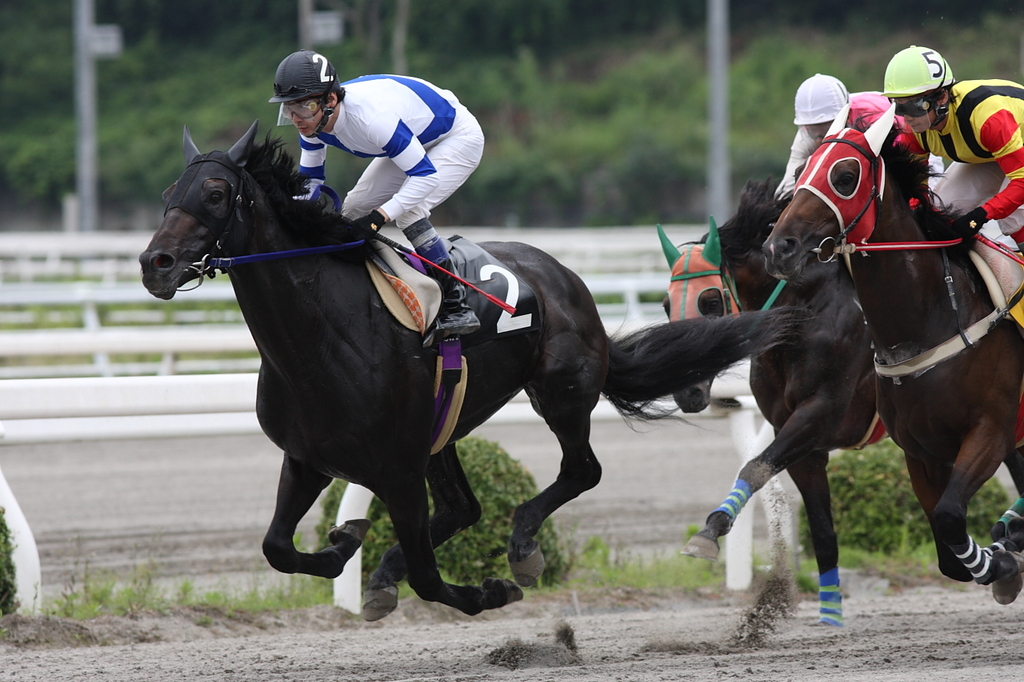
508, 364, 604, 586
786, 451, 842, 625
363, 444, 483, 620
262, 454, 367, 579
382, 471, 522, 616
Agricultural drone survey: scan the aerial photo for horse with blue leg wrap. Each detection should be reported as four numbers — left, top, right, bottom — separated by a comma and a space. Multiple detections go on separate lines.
660, 180, 876, 626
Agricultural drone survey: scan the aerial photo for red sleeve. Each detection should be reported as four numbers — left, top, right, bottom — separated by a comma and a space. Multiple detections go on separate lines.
979, 110, 1022, 155
982, 177, 1024, 220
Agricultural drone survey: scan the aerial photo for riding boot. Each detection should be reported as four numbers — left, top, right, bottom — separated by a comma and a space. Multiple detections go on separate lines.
402, 217, 481, 346
431, 257, 481, 341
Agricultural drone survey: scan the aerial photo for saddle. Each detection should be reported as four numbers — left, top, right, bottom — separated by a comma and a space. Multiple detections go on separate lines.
969, 245, 1024, 330
365, 236, 541, 454
971, 245, 1024, 447
365, 237, 541, 345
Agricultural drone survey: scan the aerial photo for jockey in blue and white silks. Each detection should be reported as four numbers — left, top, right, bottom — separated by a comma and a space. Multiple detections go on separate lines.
270, 50, 484, 344
295, 74, 483, 233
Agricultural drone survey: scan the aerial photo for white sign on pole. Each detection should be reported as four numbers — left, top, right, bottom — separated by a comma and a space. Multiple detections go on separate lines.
90, 24, 122, 58
310, 11, 343, 45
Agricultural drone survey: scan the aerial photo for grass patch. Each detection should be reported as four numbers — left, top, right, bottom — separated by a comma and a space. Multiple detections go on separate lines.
566, 536, 724, 592
45, 561, 334, 619
37, 530, 962, 621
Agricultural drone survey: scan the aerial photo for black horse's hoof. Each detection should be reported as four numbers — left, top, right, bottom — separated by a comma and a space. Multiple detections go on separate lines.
992, 550, 1024, 605
329, 518, 371, 545
362, 585, 399, 621
681, 531, 720, 561
483, 577, 524, 609
510, 545, 546, 587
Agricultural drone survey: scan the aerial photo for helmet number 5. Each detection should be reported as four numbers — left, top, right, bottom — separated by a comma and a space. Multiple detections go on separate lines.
311, 53, 331, 83
922, 50, 944, 80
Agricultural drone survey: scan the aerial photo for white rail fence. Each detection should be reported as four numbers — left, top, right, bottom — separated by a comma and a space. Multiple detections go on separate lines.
0, 274, 670, 379
0, 365, 792, 615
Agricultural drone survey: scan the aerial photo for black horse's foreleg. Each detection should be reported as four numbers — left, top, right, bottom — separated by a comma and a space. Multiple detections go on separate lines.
363, 444, 482, 620
786, 451, 842, 626
383, 474, 522, 617
262, 454, 366, 579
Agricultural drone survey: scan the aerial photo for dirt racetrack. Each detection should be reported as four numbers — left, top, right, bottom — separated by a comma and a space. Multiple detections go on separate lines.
2, 414, 1024, 680
2, 581, 1023, 681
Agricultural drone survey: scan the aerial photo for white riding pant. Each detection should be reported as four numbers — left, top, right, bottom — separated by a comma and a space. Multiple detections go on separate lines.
933, 161, 1024, 245
341, 113, 484, 230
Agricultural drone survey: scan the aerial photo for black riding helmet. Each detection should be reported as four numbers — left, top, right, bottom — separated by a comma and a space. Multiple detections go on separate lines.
269, 50, 338, 102
270, 50, 342, 135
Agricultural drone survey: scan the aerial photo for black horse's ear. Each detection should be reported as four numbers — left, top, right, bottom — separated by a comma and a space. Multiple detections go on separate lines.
183, 125, 202, 165
161, 182, 176, 204
227, 120, 259, 169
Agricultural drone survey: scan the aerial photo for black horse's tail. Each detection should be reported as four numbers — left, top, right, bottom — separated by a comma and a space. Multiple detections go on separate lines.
602, 308, 797, 420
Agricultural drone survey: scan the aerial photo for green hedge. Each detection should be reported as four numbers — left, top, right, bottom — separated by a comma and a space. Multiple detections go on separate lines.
316, 437, 568, 587
0, 506, 17, 615
800, 439, 1011, 555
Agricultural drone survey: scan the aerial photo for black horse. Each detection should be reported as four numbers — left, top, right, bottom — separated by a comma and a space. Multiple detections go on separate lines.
140, 122, 790, 619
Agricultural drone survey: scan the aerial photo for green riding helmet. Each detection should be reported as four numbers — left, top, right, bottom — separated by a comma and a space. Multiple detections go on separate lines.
882, 45, 954, 98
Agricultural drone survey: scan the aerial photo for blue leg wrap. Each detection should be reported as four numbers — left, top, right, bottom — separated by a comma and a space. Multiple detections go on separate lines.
713, 479, 752, 519
818, 566, 843, 626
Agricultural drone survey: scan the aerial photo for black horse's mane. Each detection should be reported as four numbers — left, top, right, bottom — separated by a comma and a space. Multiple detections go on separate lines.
718, 178, 788, 266
244, 137, 374, 260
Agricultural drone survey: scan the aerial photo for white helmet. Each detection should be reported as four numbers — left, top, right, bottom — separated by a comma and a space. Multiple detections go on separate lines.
793, 74, 850, 126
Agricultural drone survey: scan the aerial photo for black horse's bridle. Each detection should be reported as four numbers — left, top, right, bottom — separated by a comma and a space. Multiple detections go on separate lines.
163, 152, 254, 286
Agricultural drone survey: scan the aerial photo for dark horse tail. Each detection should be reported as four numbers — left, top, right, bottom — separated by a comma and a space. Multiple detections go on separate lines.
602, 308, 795, 420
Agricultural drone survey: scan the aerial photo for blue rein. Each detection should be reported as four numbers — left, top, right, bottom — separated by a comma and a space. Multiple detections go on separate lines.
205, 240, 366, 270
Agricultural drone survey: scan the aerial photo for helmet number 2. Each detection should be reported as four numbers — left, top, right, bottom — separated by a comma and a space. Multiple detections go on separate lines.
921, 50, 944, 80
311, 53, 331, 83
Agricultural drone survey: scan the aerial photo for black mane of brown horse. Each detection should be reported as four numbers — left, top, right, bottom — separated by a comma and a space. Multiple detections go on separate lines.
140, 123, 791, 619
764, 122, 1024, 593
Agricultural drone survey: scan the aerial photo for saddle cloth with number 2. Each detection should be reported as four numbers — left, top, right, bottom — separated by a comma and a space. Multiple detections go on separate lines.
365, 235, 541, 347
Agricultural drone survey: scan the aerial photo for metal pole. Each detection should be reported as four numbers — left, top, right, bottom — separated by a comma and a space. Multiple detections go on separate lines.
298, 0, 313, 49
74, 0, 97, 232
706, 0, 730, 223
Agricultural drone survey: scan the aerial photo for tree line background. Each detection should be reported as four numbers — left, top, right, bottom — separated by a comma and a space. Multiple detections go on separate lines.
1, 0, 1022, 228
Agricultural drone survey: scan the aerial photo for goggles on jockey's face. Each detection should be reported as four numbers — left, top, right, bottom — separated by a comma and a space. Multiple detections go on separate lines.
892, 95, 933, 119
276, 97, 322, 126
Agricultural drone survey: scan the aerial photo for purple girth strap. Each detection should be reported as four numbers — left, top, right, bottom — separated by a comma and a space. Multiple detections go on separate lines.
431, 338, 464, 445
